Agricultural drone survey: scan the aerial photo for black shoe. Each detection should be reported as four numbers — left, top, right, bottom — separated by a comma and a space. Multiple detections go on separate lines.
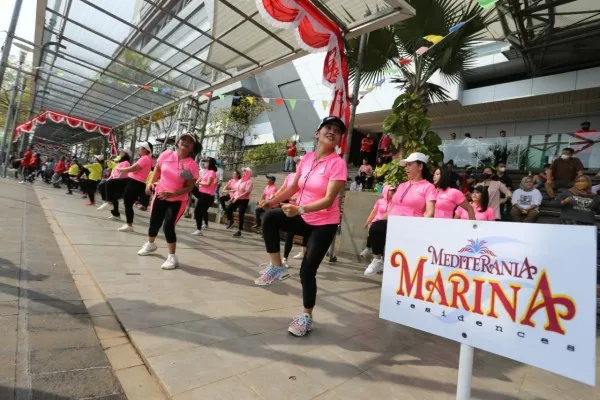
233, 231, 241, 237
66, 191, 72, 195
226, 221, 234, 230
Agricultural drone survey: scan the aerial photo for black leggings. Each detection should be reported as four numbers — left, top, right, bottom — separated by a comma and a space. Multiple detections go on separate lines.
219, 194, 231, 210
225, 199, 249, 231
122, 178, 147, 224
369, 220, 388, 255
81, 179, 100, 203
194, 192, 214, 230
263, 208, 338, 309
284, 232, 309, 259
148, 197, 182, 243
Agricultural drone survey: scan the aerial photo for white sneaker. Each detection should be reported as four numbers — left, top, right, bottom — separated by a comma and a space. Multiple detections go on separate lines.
364, 259, 384, 276
108, 215, 120, 220
203, 223, 208, 229
191, 229, 203, 236
18, 181, 25, 184
137, 242, 158, 256
360, 247, 372, 257
118, 224, 134, 232
161, 254, 178, 270
293, 252, 304, 260
97, 202, 111, 211
282, 258, 289, 268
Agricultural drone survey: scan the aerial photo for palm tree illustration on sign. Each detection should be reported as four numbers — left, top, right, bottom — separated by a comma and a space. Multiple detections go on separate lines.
458, 239, 496, 257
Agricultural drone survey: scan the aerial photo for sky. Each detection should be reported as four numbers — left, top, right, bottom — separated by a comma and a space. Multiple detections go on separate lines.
1, 0, 38, 61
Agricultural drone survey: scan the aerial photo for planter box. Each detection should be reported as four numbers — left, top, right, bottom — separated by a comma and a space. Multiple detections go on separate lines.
337, 191, 379, 261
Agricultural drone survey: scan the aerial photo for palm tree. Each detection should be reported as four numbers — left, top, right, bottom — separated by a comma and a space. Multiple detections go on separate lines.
347, 0, 495, 104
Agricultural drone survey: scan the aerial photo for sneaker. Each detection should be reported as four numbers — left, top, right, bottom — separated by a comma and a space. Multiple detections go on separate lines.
18, 181, 25, 184
360, 247, 372, 257
85, 201, 94, 206
97, 202, 111, 211
254, 264, 289, 286
161, 254, 178, 270
108, 215, 120, 220
137, 242, 158, 256
282, 258, 289, 269
233, 231, 241, 237
118, 224, 134, 233
203, 223, 208, 229
293, 252, 304, 260
364, 259, 384, 276
225, 221, 234, 230
66, 191, 73, 195
191, 229, 203, 236
288, 313, 313, 337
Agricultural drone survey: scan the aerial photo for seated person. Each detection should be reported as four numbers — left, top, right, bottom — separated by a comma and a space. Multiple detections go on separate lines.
533, 164, 550, 189
455, 185, 495, 221
554, 175, 600, 225
355, 158, 374, 189
510, 177, 542, 223
545, 147, 583, 197
374, 157, 388, 184
253, 175, 278, 229
380, 147, 393, 164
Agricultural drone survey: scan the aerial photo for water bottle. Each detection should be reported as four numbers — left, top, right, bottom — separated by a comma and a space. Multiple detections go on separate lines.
350, 182, 357, 191
358, 183, 363, 192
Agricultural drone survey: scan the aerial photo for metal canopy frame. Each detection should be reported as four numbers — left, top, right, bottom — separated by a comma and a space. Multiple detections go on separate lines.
494, 0, 600, 75
26, 0, 414, 136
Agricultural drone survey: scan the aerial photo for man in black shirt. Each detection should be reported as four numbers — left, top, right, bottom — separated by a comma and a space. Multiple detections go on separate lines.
493, 161, 513, 189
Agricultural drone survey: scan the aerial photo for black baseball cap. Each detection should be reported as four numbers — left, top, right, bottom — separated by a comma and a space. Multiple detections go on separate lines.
318, 116, 346, 133
266, 174, 276, 182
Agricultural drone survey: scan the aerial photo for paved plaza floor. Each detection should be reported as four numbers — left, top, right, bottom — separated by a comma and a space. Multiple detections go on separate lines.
7, 179, 600, 399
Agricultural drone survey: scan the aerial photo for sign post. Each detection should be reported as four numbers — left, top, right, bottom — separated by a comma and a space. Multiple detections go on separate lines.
380, 217, 597, 397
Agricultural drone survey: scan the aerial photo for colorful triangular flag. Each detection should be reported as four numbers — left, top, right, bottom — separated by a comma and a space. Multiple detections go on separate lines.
263, 97, 271, 104
143, 85, 150, 90
478, 0, 498, 9
308, 100, 315, 106
398, 58, 412, 66
415, 46, 430, 55
219, 94, 225, 100
55, 71, 64, 77
423, 35, 444, 45
247, 97, 254, 104
275, 98, 284, 106
152, 87, 159, 92
322, 100, 330, 110
449, 22, 466, 33
160, 88, 168, 95
204, 92, 212, 98
287, 99, 297, 110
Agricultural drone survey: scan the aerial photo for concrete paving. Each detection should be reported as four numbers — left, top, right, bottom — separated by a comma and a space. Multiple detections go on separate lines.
0, 180, 125, 400
25, 179, 600, 399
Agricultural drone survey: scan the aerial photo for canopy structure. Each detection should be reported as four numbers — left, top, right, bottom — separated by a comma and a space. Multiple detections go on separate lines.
25, 0, 415, 139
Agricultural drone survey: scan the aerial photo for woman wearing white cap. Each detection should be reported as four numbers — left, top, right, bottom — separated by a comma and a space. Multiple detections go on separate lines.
112, 142, 154, 232
80, 155, 105, 206
97, 150, 131, 211
224, 166, 254, 237
137, 133, 200, 269
364, 152, 436, 275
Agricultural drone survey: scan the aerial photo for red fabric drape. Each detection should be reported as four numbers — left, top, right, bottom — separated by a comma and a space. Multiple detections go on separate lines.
257, 0, 351, 154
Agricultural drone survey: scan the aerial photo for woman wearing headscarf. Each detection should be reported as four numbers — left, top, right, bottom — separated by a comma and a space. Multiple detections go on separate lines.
136, 133, 200, 270
361, 185, 395, 273
225, 166, 254, 237
192, 157, 218, 236
554, 175, 600, 225
365, 152, 436, 276
455, 186, 496, 221
97, 150, 131, 211
256, 116, 348, 337
510, 176, 542, 223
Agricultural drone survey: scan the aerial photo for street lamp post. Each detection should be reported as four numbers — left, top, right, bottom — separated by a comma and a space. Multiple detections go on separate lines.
2, 60, 28, 178
0, 0, 24, 91
0, 49, 27, 170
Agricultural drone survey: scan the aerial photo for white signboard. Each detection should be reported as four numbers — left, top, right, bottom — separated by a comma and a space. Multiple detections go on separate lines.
379, 217, 597, 385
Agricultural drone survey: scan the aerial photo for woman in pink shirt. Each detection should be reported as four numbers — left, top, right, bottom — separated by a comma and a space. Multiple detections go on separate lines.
365, 152, 437, 275
256, 116, 348, 337
218, 170, 240, 211
360, 185, 395, 265
191, 157, 218, 236
253, 175, 278, 229
478, 167, 512, 220
97, 150, 131, 211
433, 167, 475, 219
225, 167, 254, 237
455, 186, 496, 221
112, 142, 154, 232
136, 133, 200, 270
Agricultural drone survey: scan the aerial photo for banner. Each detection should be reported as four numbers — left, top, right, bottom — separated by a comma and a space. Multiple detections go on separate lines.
380, 217, 597, 385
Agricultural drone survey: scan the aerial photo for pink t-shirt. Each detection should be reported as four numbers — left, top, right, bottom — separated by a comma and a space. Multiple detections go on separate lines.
198, 169, 217, 195
359, 165, 373, 176
225, 178, 239, 196
234, 179, 253, 200
129, 154, 153, 182
456, 203, 495, 221
110, 161, 130, 179
296, 151, 348, 226
371, 198, 390, 223
389, 180, 437, 217
154, 150, 200, 202
263, 184, 278, 200
434, 188, 466, 219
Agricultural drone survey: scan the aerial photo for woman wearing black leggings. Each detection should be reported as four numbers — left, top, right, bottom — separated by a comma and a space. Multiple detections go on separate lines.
256, 116, 348, 337
137, 133, 200, 270
192, 157, 218, 235
225, 167, 253, 237
112, 142, 153, 232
